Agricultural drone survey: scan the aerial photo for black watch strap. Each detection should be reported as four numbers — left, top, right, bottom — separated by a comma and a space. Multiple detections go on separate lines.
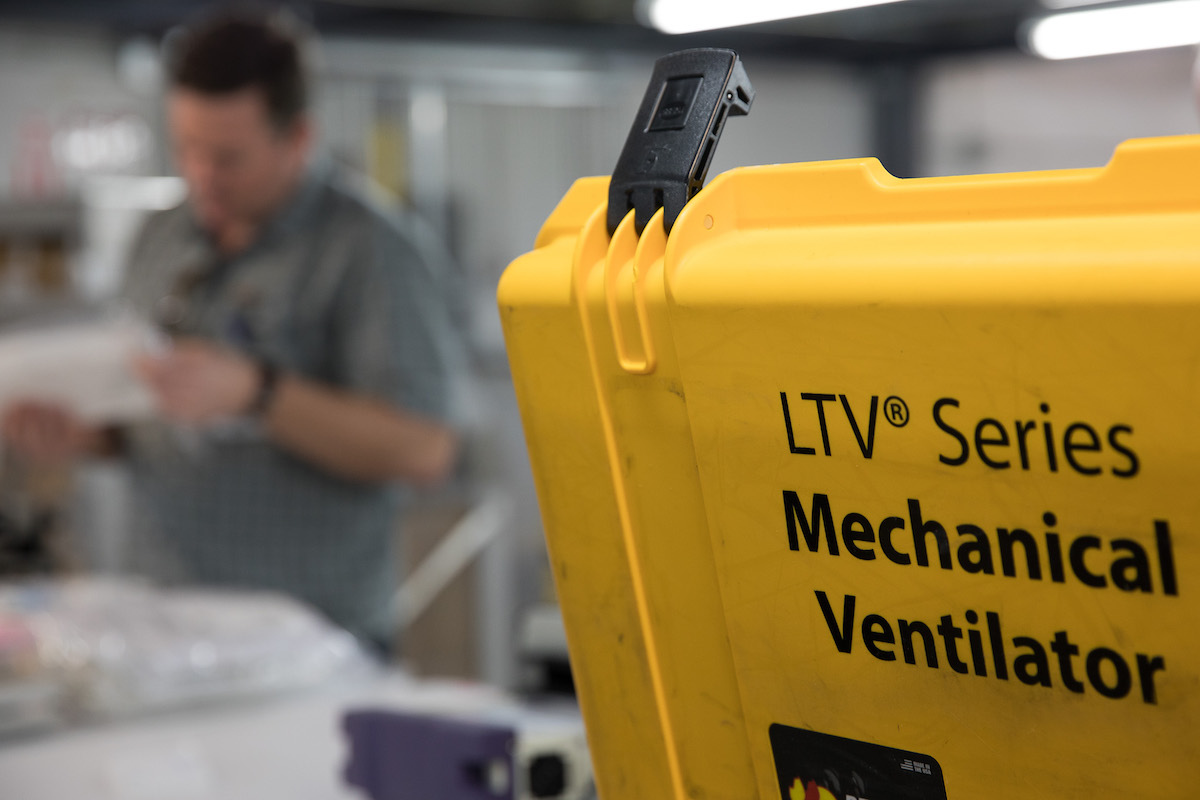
247, 358, 282, 418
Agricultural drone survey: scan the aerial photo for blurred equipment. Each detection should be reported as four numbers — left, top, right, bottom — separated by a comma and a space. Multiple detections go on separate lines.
392, 489, 514, 632
344, 699, 591, 800
0, 504, 57, 577
515, 604, 571, 696
0, 198, 79, 304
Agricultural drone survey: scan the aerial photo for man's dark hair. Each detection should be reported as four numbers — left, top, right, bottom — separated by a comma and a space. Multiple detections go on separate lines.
167, 9, 312, 130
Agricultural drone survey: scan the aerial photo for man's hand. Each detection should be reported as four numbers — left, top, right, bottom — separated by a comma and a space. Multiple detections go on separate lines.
2, 402, 97, 464
137, 338, 458, 485
136, 339, 259, 424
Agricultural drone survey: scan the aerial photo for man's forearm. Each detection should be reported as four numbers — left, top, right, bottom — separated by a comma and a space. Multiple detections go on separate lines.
261, 374, 458, 485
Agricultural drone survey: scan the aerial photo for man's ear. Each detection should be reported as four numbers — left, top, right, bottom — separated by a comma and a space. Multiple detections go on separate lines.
286, 114, 314, 163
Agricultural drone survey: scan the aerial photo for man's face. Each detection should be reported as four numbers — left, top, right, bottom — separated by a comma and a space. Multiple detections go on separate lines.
168, 87, 310, 234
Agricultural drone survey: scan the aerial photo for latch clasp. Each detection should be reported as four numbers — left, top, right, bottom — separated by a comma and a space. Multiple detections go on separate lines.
607, 48, 754, 236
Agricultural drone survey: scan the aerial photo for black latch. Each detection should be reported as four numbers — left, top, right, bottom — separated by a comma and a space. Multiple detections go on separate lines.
608, 48, 754, 236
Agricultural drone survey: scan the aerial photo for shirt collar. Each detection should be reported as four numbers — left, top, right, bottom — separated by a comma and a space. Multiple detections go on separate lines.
257, 156, 331, 244
185, 157, 331, 259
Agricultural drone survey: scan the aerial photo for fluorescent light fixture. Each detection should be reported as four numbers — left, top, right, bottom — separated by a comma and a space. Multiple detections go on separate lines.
643, 0, 912, 35
1028, 0, 1200, 59
1038, 0, 1115, 9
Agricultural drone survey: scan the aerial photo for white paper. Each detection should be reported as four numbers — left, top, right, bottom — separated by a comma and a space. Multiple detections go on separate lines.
0, 315, 160, 423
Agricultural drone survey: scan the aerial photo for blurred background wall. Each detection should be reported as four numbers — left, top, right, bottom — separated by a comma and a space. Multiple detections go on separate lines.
0, 0, 1195, 690
921, 47, 1199, 175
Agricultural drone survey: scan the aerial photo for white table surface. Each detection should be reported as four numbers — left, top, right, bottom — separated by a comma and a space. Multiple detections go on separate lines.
0, 671, 516, 800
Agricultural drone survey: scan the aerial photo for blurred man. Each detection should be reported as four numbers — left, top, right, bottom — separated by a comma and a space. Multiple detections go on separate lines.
2, 10, 462, 649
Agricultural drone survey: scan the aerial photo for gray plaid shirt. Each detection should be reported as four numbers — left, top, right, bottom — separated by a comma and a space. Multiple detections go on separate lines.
121, 163, 462, 642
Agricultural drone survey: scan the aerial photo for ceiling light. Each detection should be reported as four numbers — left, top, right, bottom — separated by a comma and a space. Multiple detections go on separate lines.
642, 0, 913, 35
1038, 0, 1116, 9
1027, 0, 1200, 59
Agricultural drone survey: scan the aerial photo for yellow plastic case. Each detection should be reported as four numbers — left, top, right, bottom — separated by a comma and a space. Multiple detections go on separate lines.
499, 135, 1200, 799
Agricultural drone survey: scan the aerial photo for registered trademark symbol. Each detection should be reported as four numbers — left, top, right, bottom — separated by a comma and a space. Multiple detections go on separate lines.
884, 396, 910, 427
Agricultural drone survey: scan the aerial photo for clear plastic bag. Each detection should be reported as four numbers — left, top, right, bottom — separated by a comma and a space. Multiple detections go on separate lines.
0, 610, 61, 734
0, 577, 371, 728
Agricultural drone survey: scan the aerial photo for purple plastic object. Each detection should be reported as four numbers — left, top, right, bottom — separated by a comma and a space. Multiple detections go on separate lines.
343, 709, 517, 800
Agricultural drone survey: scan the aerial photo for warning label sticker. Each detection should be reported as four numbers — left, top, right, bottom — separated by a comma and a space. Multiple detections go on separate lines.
769, 724, 946, 800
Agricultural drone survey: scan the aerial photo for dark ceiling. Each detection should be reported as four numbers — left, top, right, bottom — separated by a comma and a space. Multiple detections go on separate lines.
0, 0, 1053, 61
